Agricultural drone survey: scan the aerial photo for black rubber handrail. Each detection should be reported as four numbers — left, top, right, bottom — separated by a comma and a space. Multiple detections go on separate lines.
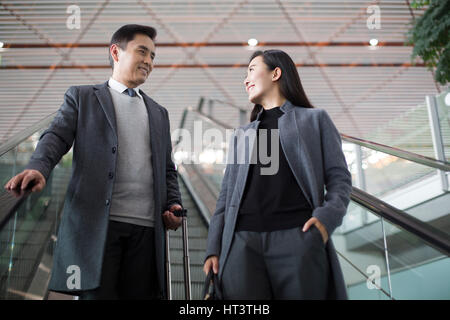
0, 188, 32, 231
351, 186, 450, 256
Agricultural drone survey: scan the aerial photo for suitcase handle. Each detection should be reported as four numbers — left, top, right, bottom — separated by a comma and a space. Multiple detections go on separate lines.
165, 208, 191, 300
172, 208, 187, 217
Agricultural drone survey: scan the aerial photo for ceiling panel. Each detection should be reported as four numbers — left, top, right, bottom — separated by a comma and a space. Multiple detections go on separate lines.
0, 0, 445, 145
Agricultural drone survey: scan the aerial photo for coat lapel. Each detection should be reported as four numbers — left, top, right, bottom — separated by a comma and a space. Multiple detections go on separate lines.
141, 92, 162, 156
94, 81, 118, 141
279, 104, 318, 209
141, 92, 163, 206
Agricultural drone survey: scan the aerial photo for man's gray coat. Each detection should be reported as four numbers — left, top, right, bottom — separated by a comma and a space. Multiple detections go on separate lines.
205, 100, 352, 299
26, 81, 182, 297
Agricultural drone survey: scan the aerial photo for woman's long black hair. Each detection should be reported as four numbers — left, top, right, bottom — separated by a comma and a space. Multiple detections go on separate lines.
249, 50, 314, 122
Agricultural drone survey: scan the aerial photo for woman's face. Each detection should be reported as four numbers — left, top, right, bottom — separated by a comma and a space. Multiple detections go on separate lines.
244, 55, 277, 105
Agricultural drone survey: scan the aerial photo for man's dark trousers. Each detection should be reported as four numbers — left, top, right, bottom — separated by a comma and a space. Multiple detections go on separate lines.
79, 221, 158, 300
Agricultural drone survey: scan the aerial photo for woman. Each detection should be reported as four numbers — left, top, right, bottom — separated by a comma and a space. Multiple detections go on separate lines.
203, 50, 352, 299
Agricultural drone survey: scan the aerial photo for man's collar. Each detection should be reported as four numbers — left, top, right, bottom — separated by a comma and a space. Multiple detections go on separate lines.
108, 77, 143, 99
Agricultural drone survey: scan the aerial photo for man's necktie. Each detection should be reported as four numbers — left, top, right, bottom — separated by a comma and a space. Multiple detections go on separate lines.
123, 88, 137, 97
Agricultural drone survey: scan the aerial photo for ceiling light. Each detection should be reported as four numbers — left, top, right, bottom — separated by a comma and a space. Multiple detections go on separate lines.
247, 38, 258, 47
369, 38, 378, 46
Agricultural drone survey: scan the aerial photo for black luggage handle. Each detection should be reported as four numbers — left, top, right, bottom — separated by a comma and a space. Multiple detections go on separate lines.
172, 208, 187, 217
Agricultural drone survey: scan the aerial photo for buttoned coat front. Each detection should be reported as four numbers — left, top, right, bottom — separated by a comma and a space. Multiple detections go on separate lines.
205, 100, 352, 299
26, 81, 182, 297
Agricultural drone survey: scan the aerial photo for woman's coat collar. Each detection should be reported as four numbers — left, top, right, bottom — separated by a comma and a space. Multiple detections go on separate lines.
254, 100, 295, 121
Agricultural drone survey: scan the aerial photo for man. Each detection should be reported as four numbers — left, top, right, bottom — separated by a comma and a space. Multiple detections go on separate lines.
4, 24, 183, 299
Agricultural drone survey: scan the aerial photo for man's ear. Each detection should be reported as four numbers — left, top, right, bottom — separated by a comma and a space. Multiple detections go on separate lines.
110, 44, 120, 65
272, 67, 282, 81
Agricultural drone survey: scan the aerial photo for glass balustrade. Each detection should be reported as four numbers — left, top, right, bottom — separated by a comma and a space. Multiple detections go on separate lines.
0, 127, 72, 300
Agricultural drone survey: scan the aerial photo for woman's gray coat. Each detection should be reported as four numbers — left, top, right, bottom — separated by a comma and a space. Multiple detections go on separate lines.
205, 100, 352, 299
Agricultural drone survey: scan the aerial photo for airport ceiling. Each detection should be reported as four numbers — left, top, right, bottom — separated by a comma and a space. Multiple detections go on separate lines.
0, 0, 445, 144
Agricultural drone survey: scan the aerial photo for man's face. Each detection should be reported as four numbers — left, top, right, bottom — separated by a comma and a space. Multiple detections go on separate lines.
112, 33, 156, 87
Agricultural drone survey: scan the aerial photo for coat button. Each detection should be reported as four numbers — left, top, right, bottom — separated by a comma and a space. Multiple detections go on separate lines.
112, 147, 117, 154
108, 172, 114, 179
105, 199, 110, 206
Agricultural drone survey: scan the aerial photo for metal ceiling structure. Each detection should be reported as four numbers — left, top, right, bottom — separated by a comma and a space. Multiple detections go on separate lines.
0, 0, 445, 144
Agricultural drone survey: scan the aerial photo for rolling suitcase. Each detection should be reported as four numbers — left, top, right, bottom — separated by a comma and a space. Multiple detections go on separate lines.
165, 208, 191, 300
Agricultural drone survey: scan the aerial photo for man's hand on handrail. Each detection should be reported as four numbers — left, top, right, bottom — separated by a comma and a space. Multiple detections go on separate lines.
4, 169, 46, 193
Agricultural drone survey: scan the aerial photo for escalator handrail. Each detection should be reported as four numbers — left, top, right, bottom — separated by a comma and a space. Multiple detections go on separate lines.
341, 134, 450, 172
176, 107, 450, 257
193, 103, 450, 172
351, 186, 450, 256
199, 97, 248, 113
0, 188, 32, 231
0, 112, 58, 231
0, 112, 57, 157
185, 105, 450, 172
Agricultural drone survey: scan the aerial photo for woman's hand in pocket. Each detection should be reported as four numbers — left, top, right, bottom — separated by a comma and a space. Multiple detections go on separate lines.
303, 217, 329, 244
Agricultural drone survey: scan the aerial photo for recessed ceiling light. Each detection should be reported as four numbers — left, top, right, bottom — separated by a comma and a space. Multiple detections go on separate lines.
248, 38, 258, 47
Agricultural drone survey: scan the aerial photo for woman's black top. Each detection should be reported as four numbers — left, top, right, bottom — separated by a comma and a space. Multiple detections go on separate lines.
235, 107, 313, 232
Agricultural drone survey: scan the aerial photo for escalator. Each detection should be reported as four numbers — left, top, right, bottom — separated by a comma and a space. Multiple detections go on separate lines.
0, 113, 212, 300
173, 103, 450, 300
0, 114, 72, 299
0, 104, 449, 300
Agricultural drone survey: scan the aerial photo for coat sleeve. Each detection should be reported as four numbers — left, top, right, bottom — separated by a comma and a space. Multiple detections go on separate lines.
312, 109, 352, 236
205, 162, 230, 261
163, 108, 183, 210
26, 86, 79, 180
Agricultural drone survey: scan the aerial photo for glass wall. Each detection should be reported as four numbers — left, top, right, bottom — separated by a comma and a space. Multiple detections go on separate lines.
0, 129, 72, 299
